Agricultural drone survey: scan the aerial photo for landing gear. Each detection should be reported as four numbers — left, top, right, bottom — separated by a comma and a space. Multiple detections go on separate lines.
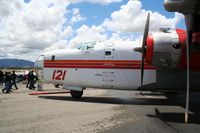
70, 90, 83, 99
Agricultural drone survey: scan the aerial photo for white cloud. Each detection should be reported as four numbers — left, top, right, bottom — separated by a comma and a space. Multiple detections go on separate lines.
61, 26, 73, 38
68, 0, 122, 5
108, 32, 142, 42
68, 25, 107, 48
45, 39, 69, 51
72, 8, 80, 15
103, 0, 183, 32
70, 8, 86, 24
0, 0, 22, 17
0, 0, 71, 61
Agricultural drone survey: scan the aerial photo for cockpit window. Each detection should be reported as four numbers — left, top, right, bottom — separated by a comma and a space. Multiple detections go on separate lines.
77, 42, 96, 51
35, 55, 44, 69
35, 55, 44, 82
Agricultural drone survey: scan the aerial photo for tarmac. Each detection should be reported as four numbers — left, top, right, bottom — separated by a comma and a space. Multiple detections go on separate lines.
0, 83, 200, 133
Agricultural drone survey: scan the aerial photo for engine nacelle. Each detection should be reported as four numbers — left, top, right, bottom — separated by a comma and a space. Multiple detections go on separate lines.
145, 28, 200, 71
164, 0, 200, 14
164, 0, 184, 12
145, 29, 182, 68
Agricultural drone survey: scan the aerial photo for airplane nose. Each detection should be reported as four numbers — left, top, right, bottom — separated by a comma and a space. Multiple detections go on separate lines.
34, 55, 44, 81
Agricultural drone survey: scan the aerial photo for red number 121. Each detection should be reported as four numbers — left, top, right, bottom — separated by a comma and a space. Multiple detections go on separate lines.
52, 70, 66, 80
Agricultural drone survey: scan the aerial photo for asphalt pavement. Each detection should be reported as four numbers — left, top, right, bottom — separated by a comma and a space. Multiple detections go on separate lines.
0, 83, 200, 133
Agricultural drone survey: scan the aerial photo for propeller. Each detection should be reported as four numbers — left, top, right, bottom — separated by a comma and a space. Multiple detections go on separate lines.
134, 12, 150, 86
184, 14, 193, 123
134, 12, 193, 123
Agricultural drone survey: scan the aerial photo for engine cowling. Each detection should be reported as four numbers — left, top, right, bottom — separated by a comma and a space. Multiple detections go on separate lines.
145, 28, 200, 71
145, 29, 182, 68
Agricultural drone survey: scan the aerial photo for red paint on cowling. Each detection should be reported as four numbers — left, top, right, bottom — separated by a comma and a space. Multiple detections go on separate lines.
145, 34, 154, 64
176, 28, 200, 71
176, 28, 186, 69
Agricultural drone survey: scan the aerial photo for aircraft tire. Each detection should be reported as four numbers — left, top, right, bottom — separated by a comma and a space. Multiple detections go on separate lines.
70, 90, 83, 99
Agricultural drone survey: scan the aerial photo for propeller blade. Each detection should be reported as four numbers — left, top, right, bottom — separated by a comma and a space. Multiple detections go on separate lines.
141, 12, 150, 86
185, 14, 193, 123
142, 12, 150, 48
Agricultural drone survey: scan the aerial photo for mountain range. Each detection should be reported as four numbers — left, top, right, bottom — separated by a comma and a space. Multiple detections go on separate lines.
0, 59, 34, 68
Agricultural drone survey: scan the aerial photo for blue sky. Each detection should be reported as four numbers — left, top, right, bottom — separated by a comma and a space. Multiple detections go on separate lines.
68, 1, 127, 28
68, 0, 185, 30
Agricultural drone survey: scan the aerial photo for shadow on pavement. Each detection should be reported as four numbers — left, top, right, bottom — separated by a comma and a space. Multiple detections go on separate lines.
38, 95, 176, 106
146, 108, 200, 124
39, 91, 200, 124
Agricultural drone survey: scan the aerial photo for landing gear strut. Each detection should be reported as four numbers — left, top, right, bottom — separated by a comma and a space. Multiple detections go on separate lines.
70, 90, 83, 99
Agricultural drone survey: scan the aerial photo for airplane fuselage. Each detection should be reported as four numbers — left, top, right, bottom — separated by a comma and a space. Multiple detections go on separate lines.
36, 41, 156, 90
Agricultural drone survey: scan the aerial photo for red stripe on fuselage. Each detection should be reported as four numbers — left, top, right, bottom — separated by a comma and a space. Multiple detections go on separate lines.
44, 60, 156, 70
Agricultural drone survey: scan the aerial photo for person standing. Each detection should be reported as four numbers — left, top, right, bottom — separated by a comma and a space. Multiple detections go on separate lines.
29, 71, 36, 90
11, 71, 18, 90
2, 72, 11, 93
0, 70, 4, 85
26, 71, 31, 88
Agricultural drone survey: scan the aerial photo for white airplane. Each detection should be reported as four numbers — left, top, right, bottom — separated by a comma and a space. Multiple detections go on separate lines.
35, 13, 200, 122
35, 13, 200, 97
35, 39, 156, 95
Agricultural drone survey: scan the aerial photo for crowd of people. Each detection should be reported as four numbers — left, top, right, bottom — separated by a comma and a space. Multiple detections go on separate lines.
0, 70, 38, 93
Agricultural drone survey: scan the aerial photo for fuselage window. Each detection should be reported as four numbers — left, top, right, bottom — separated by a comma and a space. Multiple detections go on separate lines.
105, 51, 111, 56
51, 55, 55, 61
